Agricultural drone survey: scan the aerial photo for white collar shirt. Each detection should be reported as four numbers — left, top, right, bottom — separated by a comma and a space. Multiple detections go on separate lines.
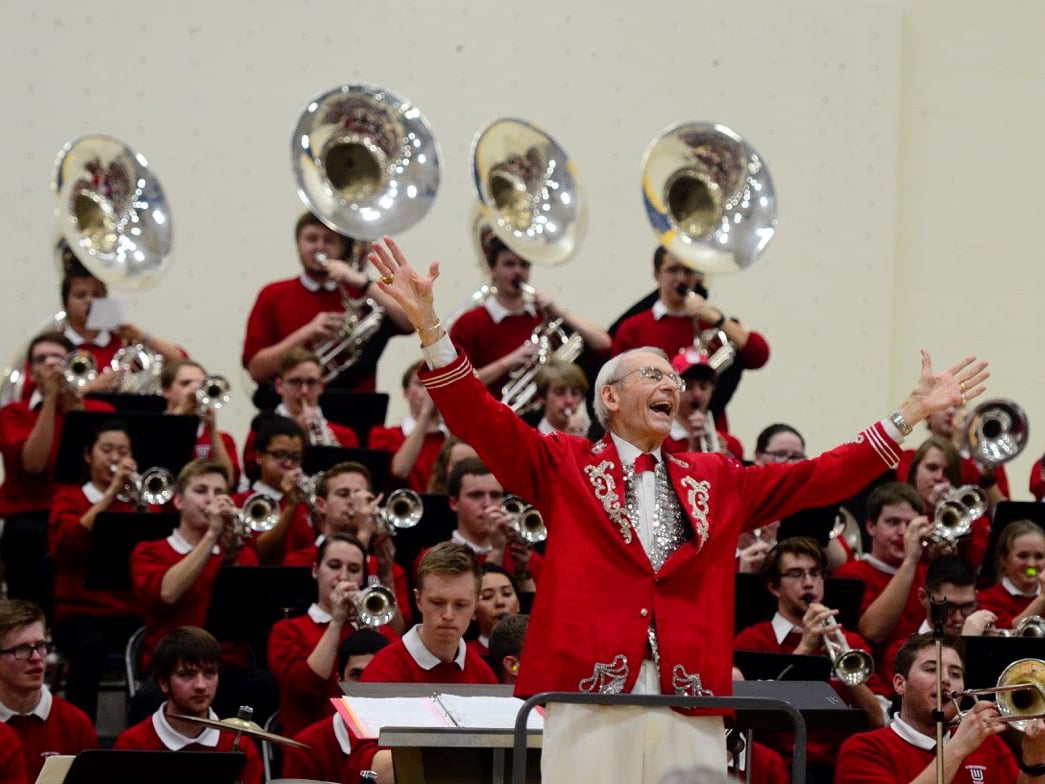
82, 481, 105, 504
889, 715, 949, 750
252, 480, 284, 502
167, 530, 220, 557
483, 297, 536, 324
451, 529, 492, 556
299, 273, 339, 293
152, 705, 221, 749
1002, 575, 1040, 598
771, 612, 804, 644
861, 554, 899, 575
332, 713, 352, 754
308, 603, 332, 624
64, 324, 112, 348
0, 685, 52, 721
402, 625, 466, 671
401, 414, 448, 438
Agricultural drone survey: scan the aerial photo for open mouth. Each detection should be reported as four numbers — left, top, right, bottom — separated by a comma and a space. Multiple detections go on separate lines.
650, 400, 674, 417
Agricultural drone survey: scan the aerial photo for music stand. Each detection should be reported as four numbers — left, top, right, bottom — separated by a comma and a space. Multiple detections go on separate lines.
732, 651, 833, 683
319, 390, 390, 445
54, 410, 199, 483
85, 512, 179, 591
978, 501, 1045, 585
392, 494, 458, 573
824, 577, 864, 631
84, 392, 167, 413
961, 636, 1045, 690
779, 504, 839, 547
62, 749, 244, 784
734, 573, 777, 633
204, 566, 315, 668
303, 447, 395, 494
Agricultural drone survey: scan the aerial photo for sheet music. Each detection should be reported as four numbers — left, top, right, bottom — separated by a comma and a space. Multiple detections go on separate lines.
337, 696, 454, 739
35, 755, 74, 784
434, 694, 544, 730
86, 297, 127, 330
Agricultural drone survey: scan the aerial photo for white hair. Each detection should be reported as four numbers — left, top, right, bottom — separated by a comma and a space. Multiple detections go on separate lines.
592, 346, 670, 428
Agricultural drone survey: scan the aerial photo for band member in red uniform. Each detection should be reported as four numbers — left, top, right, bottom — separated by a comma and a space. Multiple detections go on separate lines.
281, 629, 390, 783
268, 534, 399, 736
662, 348, 743, 460
426, 437, 479, 495
48, 419, 145, 722
609, 246, 770, 432
449, 229, 610, 394
368, 234, 987, 784
351, 542, 498, 781
0, 332, 113, 610
368, 360, 446, 492
978, 519, 1045, 630
531, 360, 592, 436
469, 564, 522, 659
161, 359, 239, 487
242, 212, 411, 397
115, 627, 262, 784
489, 613, 528, 685
0, 721, 25, 784
835, 633, 1045, 783
0, 600, 96, 784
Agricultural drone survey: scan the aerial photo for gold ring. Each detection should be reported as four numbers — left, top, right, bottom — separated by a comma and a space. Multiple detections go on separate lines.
959, 381, 967, 393
380, 274, 394, 285
960, 392, 967, 405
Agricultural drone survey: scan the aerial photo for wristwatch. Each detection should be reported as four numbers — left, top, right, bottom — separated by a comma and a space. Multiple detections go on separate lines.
889, 410, 913, 437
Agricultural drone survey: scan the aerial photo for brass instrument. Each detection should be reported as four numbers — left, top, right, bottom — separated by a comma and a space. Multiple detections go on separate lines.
502, 495, 547, 544
819, 615, 874, 686
375, 488, 423, 534
829, 506, 864, 558
693, 412, 722, 454
195, 374, 231, 414
356, 575, 397, 627
292, 84, 440, 382
235, 492, 281, 535
114, 465, 175, 508
924, 484, 988, 548
674, 283, 736, 372
964, 398, 1029, 467
951, 658, 1045, 731
986, 616, 1045, 638
303, 405, 336, 447
63, 349, 98, 390
110, 343, 162, 394
501, 317, 585, 414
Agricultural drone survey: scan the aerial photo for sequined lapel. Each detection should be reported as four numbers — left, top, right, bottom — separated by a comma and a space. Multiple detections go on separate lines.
664, 453, 711, 550
582, 436, 637, 545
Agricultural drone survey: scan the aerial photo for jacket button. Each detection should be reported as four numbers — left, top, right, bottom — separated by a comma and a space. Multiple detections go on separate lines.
640, 608, 649, 617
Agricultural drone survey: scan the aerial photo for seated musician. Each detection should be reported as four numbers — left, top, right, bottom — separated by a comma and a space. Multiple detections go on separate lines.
58, 248, 187, 374
0, 332, 113, 610
0, 600, 96, 784
662, 348, 743, 459
439, 457, 540, 588
609, 246, 769, 431
879, 556, 993, 686
268, 534, 400, 738
733, 537, 884, 782
281, 628, 390, 782
48, 419, 146, 723
368, 359, 447, 492
449, 227, 610, 394
836, 632, 1045, 783
903, 436, 991, 570
488, 613, 528, 685
834, 483, 937, 653
425, 436, 478, 494
282, 461, 411, 625
129, 459, 272, 721
242, 212, 411, 397
469, 564, 522, 659
351, 542, 498, 782
530, 359, 593, 436
979, 519, 1045, 630
0, 721, 25, 784
895, 404, 1010, 500
161, 358, 239, 487
115, 626, 263, 783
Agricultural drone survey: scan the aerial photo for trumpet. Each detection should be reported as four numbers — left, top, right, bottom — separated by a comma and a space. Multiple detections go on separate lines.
963, 398, 1029, 467
924, 484, 988, 548
804, 597, 874, 686
63, 349, 97, 389
303, 405, 336, 447
502, 495, 547, 544
374, 488, 423, 534
235, 492, 281, 535
675, 283, 737, 372
951, 658, 1045, 731
986, 616, 1045, 638
355, 576, 397, 627
195, 375, 230, 414
113, 465, 175, 508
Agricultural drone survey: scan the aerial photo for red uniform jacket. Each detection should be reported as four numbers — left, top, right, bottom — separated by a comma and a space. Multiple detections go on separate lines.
978, 581, 1035, 630
283, 715, 351, 783
420, 351, 901, 710
448, 305, 543, 393
367, 423, 446, 492
3, 692, 96, 784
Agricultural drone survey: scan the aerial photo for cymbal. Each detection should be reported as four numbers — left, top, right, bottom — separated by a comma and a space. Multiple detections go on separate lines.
171, 713, 311, 749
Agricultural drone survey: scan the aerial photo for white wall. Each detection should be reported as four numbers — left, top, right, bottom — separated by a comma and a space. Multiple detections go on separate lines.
13, 1, 1009, 490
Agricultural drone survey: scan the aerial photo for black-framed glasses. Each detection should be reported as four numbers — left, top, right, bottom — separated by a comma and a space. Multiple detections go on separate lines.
0, 641, 53, 660
611, 366, 686, 392
779, 568, 823, 581
264, 449, 303, 464
762, 450, 807, 463
933, 598, 979, 616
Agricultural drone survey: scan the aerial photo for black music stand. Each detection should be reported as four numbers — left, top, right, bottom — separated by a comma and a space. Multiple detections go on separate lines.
85, 511, 179, 591
733, 651, 833, 683
303, 446, 395, 493
62, 749, 245, 784
84, 392, 167, 413
962, 636, 1045, 690
779, 504, 840, 546
54, 410, 199, 483
204, 566, 315, 668
391, 494, 458, 574
978, 501, 1045, 585
319, 390, 390, 445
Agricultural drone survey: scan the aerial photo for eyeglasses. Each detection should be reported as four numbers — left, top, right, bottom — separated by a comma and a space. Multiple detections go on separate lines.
264, 449, 303, 464
761, 450, 807, 463
282, 377, 322, 389
610, 366, 686, 392
933, 598, 979, 616
0, 641, 54, 660
779, 568, 823, 581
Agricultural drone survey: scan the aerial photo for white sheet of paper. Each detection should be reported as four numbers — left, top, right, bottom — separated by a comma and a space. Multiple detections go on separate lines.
86, 297, 127, 330
35, 754, 74, 784
435, 694, 544, 730
340, 696, 453, 739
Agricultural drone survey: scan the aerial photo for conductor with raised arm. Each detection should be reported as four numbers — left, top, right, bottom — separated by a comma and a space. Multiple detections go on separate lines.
367, 236, 989, 784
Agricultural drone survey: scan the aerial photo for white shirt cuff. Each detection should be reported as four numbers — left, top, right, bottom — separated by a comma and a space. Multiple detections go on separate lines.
880, 417, 903, 444
421, 334, 458, 370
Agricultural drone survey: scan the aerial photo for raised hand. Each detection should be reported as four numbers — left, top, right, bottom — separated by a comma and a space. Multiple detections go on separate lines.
368, 237, 441, 330
904, 351, 990, 424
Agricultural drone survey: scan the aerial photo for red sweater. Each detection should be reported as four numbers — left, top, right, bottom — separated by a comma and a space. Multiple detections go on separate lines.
0, 720, 26, 784
611, 309, 770, 370
283, 715, 351, 783
47, 484, 141, 621
114, 711, 262, 784
895, 448, 1010, 499
193, 428, 241, 489
0, 398, 112, 517
367, 424, 446, 492
267, 609, 398, 736
130, 534, 258, 669
3, 693, 97, 784
978, 581, 1036, 630
835, 722, 1018, 783
833, 558, 928, 655
448, 305, 543, 392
